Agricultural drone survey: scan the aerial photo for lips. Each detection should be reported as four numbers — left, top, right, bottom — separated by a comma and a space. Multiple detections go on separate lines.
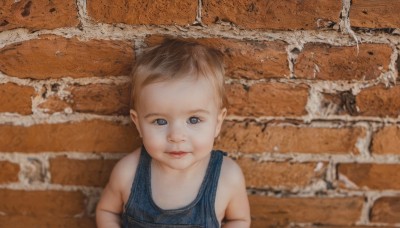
167, 151, 188, 158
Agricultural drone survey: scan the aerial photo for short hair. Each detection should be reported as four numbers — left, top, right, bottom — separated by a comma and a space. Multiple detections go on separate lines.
130, 38, 226, 109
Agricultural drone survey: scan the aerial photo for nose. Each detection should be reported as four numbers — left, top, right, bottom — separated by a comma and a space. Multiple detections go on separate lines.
167, 123, 186, 143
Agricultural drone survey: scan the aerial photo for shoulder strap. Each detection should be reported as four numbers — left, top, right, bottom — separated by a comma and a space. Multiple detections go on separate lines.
200, 150, 225, 226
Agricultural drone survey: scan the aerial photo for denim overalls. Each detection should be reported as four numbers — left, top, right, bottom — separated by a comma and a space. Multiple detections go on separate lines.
121, 147, 225, 228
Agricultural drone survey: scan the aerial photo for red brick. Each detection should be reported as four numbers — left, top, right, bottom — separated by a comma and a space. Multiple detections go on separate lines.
0, 83, 35, 115
250, 195, 364, 226
39, 83, 131, 115
198, 38, 289, 79
237, 158, 326, 189
0, 120, 140, 153
216, 121, 365, 154
50, 156, 118, 187
202, 0, 341, 30
350, 0, 400, 29
0, 161, 19, 184
320, 91, 358, 116
338, 163, 400, 190
295, 43, 392, 80
215, 121, 265, 153
0, 190, 85, 216
0, 0, 79, 32
371, 197, 400, 223
226, 82, 309, 117
146, 35, 290, 82
371, 126, 400, 155
87, 0, 197, 25
0, 36, 134, 79
37, 96, 70, 114
356, 85, 400, 118
146, 36, 290, 80
69, 83, 131, 115
0, 216, 95, 228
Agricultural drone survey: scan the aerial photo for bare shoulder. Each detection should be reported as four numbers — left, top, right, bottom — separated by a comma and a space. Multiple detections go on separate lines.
108, 147, 142, 202
113, 147, 141, 176
215, 155, 250, 225
219, 156, 246, 188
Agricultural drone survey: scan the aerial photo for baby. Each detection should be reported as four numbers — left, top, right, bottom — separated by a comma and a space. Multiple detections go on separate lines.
96, 38, 251, 227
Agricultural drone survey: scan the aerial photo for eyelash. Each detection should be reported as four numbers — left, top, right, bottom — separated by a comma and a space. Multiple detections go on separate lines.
152, 117, 202, 125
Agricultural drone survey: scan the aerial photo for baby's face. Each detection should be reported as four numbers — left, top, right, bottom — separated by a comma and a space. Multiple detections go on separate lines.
130, 77, 226, 171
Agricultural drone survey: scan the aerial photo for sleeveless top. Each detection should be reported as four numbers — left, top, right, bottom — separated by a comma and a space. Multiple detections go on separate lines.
121, 146, 225, 228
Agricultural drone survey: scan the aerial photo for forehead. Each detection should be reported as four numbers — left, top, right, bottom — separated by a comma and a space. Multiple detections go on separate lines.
136, 77, 219, 112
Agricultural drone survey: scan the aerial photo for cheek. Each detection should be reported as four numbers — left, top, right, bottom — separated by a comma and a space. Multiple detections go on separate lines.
140, 127, 166, 150
190, 127, 216, 147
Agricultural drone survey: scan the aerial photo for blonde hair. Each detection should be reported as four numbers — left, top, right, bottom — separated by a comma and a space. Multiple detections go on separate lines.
130, 38, 226, 109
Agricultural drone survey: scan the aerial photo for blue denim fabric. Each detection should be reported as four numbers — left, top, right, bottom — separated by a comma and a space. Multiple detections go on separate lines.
121, 146, 224, 228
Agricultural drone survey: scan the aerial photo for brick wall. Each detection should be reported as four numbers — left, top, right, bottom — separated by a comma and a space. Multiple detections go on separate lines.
0, 0, 399, 227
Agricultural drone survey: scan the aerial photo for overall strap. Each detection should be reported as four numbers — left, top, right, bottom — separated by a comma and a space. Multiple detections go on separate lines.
199, 150, 225, 227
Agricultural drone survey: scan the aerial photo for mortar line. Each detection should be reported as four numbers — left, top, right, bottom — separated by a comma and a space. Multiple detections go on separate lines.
196, 0, 203, 24
1, 23, 399, 49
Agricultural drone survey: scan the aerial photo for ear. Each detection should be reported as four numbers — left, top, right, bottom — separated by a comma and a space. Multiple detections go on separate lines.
130, 109, 142, 137
214, 108, 227, 137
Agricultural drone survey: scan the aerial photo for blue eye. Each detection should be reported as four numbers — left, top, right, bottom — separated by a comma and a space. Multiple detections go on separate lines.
188, 117, 200, 124
154, 119, 167, 125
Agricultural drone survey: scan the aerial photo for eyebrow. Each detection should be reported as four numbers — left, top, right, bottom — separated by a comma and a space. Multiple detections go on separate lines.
188, 109, 211, 115
144, 113, 161, 119
144, 109, 210, 119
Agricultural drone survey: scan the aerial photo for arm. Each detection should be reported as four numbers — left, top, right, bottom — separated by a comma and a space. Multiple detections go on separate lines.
96, 182, 123, 228
221, 159, 251, 228
96, 150, 140, 228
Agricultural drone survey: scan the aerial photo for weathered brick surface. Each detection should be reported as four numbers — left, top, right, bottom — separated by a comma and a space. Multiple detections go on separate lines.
371, 126, 400, 155
295, 43, 392, 80
37, 96, 70, 114
338, 163, 400, 190
0, 190, 85, 216
356, 85, 400, 118
370, 197, 400, 223
202, 0, 341, 30
215, 121, 266, 153
21, 158, 46, 183
319, 86, 400, 118
87, 0, 197, 25
146, 36, 290, 79
0, 216, 95, 228
226, 83, 309, 117
0, 120, 140, 153
216, 121, 365, 154
69, 83, 131, 115
350, 0, 400, 29
0, 36, 134, 79
237, 158, 326, 189
50, 156, 118, 187
0, 83, 35, 115
249, 195, 364, 226
0, 0, 399, 226
0, 161, 19, 184
39, 83, 131, 115
321, 91, 363, 116
201, 39, 289, 79
0, 0, 79, 32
